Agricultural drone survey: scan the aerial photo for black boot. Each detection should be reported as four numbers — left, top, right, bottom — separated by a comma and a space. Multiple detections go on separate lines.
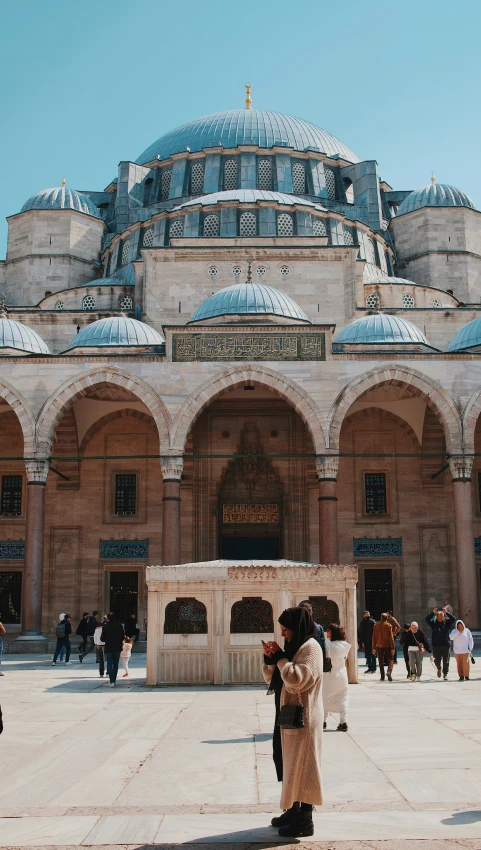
271, 802, 299, 828
278, 808, 314, 837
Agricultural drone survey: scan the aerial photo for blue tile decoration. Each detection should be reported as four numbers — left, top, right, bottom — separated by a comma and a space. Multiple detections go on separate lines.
353, 537, 402, 557
100, 539, 149, 559
0, 540, 25, 559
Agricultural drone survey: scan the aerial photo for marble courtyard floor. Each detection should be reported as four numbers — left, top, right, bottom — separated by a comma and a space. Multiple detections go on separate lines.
2, 653, 481, 849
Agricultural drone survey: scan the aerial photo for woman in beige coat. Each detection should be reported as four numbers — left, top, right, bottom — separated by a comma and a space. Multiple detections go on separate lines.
263, 607, 323, 838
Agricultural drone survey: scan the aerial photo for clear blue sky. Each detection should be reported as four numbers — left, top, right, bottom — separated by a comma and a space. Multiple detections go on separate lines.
1, 0, 480, 252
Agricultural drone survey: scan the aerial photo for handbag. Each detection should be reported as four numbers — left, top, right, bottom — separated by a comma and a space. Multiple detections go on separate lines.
323, 656, 332, 673
277, 686, 305, 729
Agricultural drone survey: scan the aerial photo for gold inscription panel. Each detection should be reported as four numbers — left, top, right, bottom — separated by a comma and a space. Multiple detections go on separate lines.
223, 503, 279, 524
173, 333, 325, 361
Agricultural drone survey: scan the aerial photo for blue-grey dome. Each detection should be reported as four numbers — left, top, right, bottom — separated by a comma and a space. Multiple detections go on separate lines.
397, 183, 475, 216
66, 317, 165, 351
189, 282, 309, 324
0, 317, 50, 355
333, 313, 431, 347
174, 190, 327, 211
448, 317, 481, 352
136, 109, 359, 164
21, 187, 100, 217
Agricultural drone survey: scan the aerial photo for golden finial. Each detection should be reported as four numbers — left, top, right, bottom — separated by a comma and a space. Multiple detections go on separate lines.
431, 172, 436, 184
61, 176, 66, 187
245, 83, 252, 111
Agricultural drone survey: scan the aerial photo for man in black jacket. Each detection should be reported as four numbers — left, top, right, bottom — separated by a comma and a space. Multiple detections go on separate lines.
425, 607, 456, 680
101, 612, 125, 686
79, 611, 101, 664
76, 612, 90, 653
358, 611, 376, 673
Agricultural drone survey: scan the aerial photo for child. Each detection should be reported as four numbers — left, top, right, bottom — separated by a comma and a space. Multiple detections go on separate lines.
121, 636, 133, 677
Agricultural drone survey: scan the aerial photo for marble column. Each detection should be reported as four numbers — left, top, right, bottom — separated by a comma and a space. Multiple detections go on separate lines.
17, 460, 49, 647
450, 456, 479, 627
161, 456, 184, 566
316, 455, 339, 564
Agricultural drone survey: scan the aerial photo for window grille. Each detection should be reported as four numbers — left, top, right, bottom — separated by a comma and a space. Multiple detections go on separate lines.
82, 294, 95, 311
224, 159, 238, 190
232, 266, 242, 277
366, 293, 380, 309
0, 571, 22, 624
239, 211, 256, 236
208, 267, 218, 277
1, 475, 22, 516
256, 266, 266, 277
308, 596, 340, 630
142, 228, 154, 248
115, 474, 137, 515
258, 158, 272, 190
292, 162, 306, 194
161, 169, 172, 201
169, 219, 184, 238
164, 598, 207, 634
402, 294, 415, 308
121, 240, 130, 266
280, 265, 290, 277
432, 299, 441, 308
325, 168, 336, 200
203, 214, 219, 237
190, 161, 204, 194
119, 294, 133, 311
55, 301, 64, 311
230, 597, 274, 633
365, 473, 387, 514
277, 213, 294, 236
313, 219, 326, 236
343, 228, 354, 245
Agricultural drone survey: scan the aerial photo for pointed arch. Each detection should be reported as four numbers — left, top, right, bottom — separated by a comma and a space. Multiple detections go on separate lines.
0, 378, 36, 456
462, 387, 481, 454
79, 409, 156, 455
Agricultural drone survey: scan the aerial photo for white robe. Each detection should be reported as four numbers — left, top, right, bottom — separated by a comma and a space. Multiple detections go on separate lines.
322, 639, 351, 718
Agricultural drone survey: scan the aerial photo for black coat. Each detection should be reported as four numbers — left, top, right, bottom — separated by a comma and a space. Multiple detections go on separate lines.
76, 618, 89, 637
100, 620, 125, 653
358, 617, 375, 645
404, 628, 431, 653
425, 612, 456, 647
124, 617, 139, 638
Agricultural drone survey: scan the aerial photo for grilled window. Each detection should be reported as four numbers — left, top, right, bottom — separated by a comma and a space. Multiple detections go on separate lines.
82, 294, 95, 311
190, 161, 204, 194
313, 218, 327, 236
365, 473, 387, 515
343, 227, 354, 245
1, 476, 22, 516
115, 474, 137, 515
164, 598, 207, 634
366, 292, 380, 309
0, 571, 22, 624
161, 168, 172, 201
292, 162, 306, 194
203, 214, 219, 237
432, 299, 441, 308
402, 294, 415, 308
230, 597, 274, 633
119, 294, 133, 311
55, 301, 64, 311
258, 158, 273, 190
277, 213, 294, 236
224, 159, 238, 190
142, 227, 154, 247
325, 167, 336, 200
239, 211, 256, 236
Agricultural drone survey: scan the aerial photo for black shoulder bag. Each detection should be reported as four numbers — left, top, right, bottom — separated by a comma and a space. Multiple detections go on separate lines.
277, 684, 305, 729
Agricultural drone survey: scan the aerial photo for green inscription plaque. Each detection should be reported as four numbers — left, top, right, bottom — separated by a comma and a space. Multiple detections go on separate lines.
173, 333, 325, 362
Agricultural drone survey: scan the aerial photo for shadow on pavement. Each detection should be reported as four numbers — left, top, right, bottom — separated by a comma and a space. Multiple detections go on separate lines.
202, 733, 272, 744
441, 810, 481, 825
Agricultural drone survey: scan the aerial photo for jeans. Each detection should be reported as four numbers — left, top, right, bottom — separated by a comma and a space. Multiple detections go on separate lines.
392, 640, 398, 664
105, 651, 120, 683
433, 645, 450, 676
409, 649, 423, 677
364, 646, 377, 671
377, 646, 393, 679
81, 636, 95, 659
97, 646, 105, 676
53, 638, 71, 662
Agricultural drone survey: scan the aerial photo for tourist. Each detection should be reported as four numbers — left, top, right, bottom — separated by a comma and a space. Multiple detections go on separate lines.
299, 600, 326, 659
93, 617, 106, 677
386, 611, 401, 664
399, 623, 412, 678
124, 613, 140, 643
372, 614, 394, 681
75, 612, 90, 654
358, 610, 376, 674
57, 613, 66, 662
51, 614, 72, 664
0, 615, 5, 675
263, 607, 322, 838
101, 612, 125, 686
405, 622, 431, 681
425, 606, 455, 679
449, 620, 474, 681
121, 636, 133, 677
79, 610, 101, 663
322, 623, 350, 731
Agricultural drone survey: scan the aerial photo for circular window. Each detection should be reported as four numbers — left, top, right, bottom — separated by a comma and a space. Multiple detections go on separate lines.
119, 295, 133, 311
208, 267, 218, 277
402, 294, 415, 308
82, 294, 95, 311
280, 265, 290, 277
55, 301, 64, 311
256, 266, 266, 277
232, 266, 242, 277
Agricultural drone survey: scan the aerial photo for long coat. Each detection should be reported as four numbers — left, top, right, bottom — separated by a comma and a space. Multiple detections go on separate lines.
263, 637, 323, 808
322, 639, 350, 716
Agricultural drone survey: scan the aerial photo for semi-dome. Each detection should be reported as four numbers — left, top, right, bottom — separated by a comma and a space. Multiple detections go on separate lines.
397, 182, 475, 216
333, 312, 434, 349
173, 189, 327, 211
21, 186, 100, 217
0, 317, 50, 355
65, 316, 165, 352
189, 281, 309, 324
136, 109, 359, 164
448, 317, 481, 352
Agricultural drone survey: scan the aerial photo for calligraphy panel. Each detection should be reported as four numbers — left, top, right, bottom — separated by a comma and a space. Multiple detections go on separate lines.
223, 504, 279, 524
173, 333, 325, 361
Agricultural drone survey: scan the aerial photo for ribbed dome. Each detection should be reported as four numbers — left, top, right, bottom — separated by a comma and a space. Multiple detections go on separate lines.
136, 109, 359, 164
189, 282, 309, 324
174, 190, 327, 211
334, 313, 431, 346
66, 317, 165, 351
397, 183, 475, 216
21, 187, 100, 217
0, 317, 50, 355
448, 317, 481, 352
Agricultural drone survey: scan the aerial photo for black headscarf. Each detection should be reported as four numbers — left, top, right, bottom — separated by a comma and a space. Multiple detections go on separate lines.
278, 606, 316, 660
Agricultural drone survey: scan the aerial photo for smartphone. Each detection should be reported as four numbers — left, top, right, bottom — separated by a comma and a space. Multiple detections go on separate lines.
261, 640, 267, 647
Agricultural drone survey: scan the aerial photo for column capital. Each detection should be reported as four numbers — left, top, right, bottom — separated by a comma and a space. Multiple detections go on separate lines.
449, 455, 473, 482
316, 454, 339, 481
25, 459, 49, 484
161, 455, 184, 481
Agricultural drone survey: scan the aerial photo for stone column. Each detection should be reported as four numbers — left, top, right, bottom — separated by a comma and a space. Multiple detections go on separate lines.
17, 460, 49, 648
161, 456, 184, 566
316, 455, 340, 564
450, 456, 479, 627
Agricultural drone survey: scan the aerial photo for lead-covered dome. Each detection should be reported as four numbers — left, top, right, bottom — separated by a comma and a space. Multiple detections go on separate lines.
448, 317, 481, 352
397, 182, 475, 216
21, 187, 100, 217
333, 313, 434, 350
189, 282, 309, 324
136, 109, 359, 164
0, 317, 50, 355
65, 316, 165, 352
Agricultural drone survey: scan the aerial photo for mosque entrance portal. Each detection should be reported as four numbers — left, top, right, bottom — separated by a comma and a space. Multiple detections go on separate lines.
221, 535, 280, 560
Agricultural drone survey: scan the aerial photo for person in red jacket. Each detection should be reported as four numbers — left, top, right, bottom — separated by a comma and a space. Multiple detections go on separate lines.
372, 614, 394, 681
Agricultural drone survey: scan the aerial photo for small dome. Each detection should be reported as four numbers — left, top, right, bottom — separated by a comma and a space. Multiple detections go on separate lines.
21, 187, 100, 217
397, 183, 475, 216
0, 317, 50, 355
448, 316, 481, 352
333, 313, 432, 347
174, 190, 326, 212
189, 282, 309, 324
65, 316, 165, 352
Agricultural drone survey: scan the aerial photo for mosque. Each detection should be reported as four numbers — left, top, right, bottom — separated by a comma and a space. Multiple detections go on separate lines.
1, 86, 481, 658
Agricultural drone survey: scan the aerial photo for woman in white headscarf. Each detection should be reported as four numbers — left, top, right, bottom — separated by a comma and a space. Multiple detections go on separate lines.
322, 623, 351, 731
449, 620, 474, 681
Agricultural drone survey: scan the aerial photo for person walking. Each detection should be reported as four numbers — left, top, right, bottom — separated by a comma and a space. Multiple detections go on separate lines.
0, 616, 5, 676
399, 623, 412, 678
79, 611, 101, 663
358, 611, 376, 674
425, 606, 456, 680
93, 618, 106, 677
75, 612, 90, 654
101, 612, 125, 686
124, 614, 140, 643
322, 623, 350, 731
121, 636, 133, 677
299, 601, 326, 660
57, 613, 66, 662
263, 607, 323, 838
372, 614, 394, 681
51, 614, 72, 664
449, 620, 474, 681
405, 622, 431, 681
386, 611, 401, 664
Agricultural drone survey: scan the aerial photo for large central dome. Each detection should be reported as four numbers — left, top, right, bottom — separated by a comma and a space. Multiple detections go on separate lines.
136, 109, 359, 165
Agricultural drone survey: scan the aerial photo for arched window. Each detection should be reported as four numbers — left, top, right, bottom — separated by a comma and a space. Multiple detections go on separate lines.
313, 218, 327, 236
324, 167, 336, 200
230, 598, 274, 633
343, 227, 354, 245
169, 218, 184, 238
121, 240, 130, 266
366, 292, 380, 309
224, 159, 238, 190
119, 294, 133, 311
82, 294, 95, 311
343, 178, 354, 204
203, 214, 219, 237
142, 227, 154, 248
161, 168, 172, 201
258, 158, 273, 190
432, 299, 441, 308
190, 161, 204, 194
277, 213, 294, 236
292, 162, 306, 194
143, 178, 154, 206
164, 598, 207, 634
239, 211, 256, 236
402, 294, 415, 308
55, 301, 64, 311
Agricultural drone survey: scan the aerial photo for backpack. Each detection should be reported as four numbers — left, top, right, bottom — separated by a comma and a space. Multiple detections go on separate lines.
56, 621, 66, 639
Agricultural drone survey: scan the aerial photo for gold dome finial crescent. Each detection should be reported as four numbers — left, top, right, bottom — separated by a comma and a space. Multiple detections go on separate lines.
245, 83, 252, 111
431, 171, 436, 184
61, 176, 66, 187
